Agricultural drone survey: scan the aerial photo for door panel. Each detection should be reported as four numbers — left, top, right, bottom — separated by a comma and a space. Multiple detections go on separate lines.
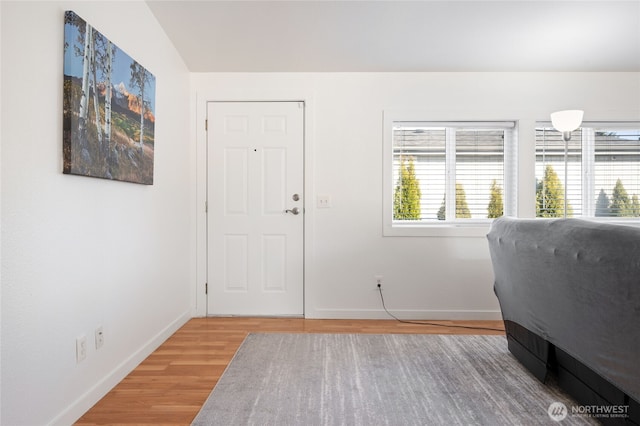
207, 101, 304, 316
263, 148, 286, 214
224, 149, 248, 214
223, 235, 248, 292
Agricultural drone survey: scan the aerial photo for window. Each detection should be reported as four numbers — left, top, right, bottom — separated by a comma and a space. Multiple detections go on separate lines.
384, 117, 517, 236
535, 123, 640, 219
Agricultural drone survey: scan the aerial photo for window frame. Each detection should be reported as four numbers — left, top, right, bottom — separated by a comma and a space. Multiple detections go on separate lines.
383, 112, 518, 237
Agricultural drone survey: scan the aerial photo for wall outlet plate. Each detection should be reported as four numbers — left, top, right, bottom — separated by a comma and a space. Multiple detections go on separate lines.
95, 326, 104, 350
76, 335, 87, 363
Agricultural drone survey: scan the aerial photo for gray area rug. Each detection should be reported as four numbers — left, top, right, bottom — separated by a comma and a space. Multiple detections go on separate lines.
192, 333, 596, 425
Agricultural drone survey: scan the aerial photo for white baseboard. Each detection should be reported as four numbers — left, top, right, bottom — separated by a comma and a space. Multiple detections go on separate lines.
305, 308, 502, 321
50, 310, 192, 426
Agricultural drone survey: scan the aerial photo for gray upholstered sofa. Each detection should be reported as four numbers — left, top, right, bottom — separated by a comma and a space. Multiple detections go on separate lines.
487, 217, 639, 424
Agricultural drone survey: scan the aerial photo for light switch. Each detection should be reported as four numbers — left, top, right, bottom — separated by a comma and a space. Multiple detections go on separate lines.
317, 195, 332, 208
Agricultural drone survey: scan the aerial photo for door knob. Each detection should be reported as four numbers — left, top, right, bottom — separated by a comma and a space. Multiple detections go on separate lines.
285, 207, 300, 215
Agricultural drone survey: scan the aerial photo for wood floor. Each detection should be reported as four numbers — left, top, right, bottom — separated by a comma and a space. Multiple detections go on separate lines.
75, 317, 505, 425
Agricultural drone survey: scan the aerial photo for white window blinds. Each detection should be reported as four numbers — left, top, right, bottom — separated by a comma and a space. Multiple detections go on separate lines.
392, 121, 515, 222
535, 123, 640, 219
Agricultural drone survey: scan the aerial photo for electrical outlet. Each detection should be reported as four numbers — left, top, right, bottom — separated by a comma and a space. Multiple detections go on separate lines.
375, 275, 383, 290
95, 326, 104, 350
76, 335, 87, 363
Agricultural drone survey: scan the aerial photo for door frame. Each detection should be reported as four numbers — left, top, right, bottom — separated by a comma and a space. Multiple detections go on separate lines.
193, 89, 315, 317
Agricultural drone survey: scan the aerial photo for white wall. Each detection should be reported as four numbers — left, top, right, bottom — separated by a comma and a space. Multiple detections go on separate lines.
192, 72, 640, 320
1, 2, 192, 425
2, 3, 638, 422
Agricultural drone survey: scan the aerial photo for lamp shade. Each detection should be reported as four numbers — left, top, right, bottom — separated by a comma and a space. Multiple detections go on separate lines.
550, 110, 584, 132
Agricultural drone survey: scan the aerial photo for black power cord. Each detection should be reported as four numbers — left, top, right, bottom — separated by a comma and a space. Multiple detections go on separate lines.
377, 284, 505, 333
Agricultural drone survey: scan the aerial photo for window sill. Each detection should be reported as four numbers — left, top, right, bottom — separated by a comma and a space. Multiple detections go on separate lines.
384, 222, 492, 238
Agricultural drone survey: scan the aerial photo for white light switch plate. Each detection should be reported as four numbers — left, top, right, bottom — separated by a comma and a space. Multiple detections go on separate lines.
317, 195, 332, 208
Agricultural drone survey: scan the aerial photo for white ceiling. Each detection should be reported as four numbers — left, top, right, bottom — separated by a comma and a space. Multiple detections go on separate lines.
146, 0, 640, 72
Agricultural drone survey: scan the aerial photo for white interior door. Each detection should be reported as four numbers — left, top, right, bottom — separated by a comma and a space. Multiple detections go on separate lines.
207, 101, 304, 316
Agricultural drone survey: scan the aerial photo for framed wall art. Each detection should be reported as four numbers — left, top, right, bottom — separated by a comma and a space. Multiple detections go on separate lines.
63, 11, 156, 185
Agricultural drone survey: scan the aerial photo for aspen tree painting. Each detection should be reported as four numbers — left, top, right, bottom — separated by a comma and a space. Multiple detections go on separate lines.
63, 11, 156, 184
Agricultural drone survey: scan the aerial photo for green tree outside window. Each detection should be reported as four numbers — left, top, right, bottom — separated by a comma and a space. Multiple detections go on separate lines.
595, 189, 612, 217
631, 195, 640, 217
393, 156, 421, 220
437, 183, 472, 220
536, 165, 573, 217
611, 178, 633, 217
487, 179, 504, 218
